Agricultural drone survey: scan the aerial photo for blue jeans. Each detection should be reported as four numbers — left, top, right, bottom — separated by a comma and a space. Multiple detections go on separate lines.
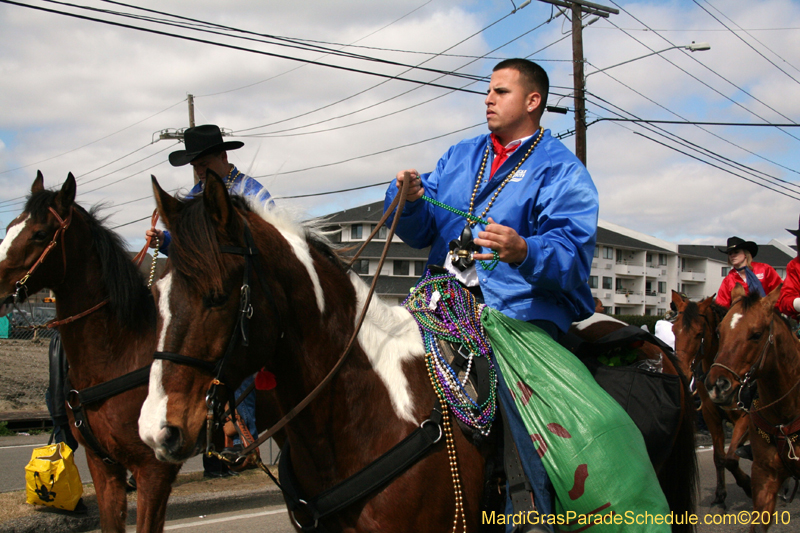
498, 319, 558, 533
232, 375, 257, 445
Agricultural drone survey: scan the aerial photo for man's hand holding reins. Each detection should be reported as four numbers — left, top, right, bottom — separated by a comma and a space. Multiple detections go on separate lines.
474, 218, 528, 264
396, 170, 424, 202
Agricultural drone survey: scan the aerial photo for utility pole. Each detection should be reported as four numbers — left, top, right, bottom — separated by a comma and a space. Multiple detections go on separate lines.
538, 0, 618, 167
187, 94, 195, 128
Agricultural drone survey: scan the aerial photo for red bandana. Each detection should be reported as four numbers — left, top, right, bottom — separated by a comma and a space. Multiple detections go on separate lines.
489, 134, 520, 178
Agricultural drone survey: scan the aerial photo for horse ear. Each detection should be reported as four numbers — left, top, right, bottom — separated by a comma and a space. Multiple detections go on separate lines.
670, 290, 685, 309
32, 171, 44, 194
151, 176, 183, 229
764, 283, 782, 308
202, 169, 235, 232
54, 173, 76, 215
731, 283, 747, 301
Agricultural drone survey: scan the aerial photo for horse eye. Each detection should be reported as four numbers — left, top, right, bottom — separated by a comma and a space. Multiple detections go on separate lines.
749, 331, 763, 342
203, 292, 228, 308
32, 231, 48, 241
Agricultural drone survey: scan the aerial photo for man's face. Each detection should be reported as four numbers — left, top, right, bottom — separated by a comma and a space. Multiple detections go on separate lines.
190, 151, 229, 181
484, 68, 540, 143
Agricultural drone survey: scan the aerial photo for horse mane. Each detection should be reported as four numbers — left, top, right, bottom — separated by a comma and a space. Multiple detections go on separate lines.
680, 300, 700, 330
710, 301, 727, 323
169, 194, 350, 299
24, 190, 154, 330
736, 290, 762, 312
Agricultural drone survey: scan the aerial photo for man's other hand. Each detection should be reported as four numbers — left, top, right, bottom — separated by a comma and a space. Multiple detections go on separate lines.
474, 218, 528, 264
396, 170, 424, 202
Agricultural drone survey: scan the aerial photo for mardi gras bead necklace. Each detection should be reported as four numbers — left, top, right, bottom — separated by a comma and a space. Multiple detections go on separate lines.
404, 270, 497, 435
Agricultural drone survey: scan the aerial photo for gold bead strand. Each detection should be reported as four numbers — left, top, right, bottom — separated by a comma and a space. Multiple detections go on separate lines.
148, 237, 160, 289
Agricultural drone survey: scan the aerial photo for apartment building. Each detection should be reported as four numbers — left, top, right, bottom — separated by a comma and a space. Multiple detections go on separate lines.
325, 201, 795, 314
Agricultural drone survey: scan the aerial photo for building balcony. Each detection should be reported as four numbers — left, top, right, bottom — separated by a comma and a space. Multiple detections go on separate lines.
615, 262, 645, 276
614, 290, 644, 305
679, 270, 706, 283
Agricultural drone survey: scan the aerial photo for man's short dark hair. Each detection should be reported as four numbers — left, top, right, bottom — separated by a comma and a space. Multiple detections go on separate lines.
493, 58, 549, 111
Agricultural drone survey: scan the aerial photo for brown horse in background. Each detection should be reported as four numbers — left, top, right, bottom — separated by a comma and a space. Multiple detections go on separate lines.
0, 173, 179, 532
569, 312, 698, 531
706, 285, 800, 532
671, 291, 751, 511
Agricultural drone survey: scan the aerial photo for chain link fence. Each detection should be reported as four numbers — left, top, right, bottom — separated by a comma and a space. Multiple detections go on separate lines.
0, 301, 57, 341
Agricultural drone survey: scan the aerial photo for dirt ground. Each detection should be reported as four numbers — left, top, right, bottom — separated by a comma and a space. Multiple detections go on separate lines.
0, 339, 50, 412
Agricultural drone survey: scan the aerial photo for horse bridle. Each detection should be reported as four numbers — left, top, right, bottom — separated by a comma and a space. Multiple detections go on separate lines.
710, 316, 775, 412
153, 220, 281, 454
151, 177, 412, 460
10, 205, 110, 328
13, 206, 72, 302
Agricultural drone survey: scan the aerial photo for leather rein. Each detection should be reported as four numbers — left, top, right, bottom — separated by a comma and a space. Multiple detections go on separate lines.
153, 177, 413, 459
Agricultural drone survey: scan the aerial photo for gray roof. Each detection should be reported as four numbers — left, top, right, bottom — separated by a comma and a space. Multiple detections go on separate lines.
678, 244, 794, 269
323, 201, 386, 224
338, 242, 429, 259
597, 227, 671, 253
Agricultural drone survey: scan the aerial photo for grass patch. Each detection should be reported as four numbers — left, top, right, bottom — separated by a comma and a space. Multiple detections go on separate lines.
0, 422, 16, 437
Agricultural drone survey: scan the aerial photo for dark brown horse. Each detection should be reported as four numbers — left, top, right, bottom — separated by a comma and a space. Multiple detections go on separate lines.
0, 173, 180, 532
705, 285, 800, 532
569, 312, 698, 530
670, 291, 751, 511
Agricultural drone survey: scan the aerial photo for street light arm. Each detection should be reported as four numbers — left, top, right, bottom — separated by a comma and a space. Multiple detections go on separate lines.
585, 42, 711, 77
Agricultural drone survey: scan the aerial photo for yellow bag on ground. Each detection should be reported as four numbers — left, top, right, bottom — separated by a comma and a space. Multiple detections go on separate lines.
482, 308, 670, 532
25, 441, 83, 511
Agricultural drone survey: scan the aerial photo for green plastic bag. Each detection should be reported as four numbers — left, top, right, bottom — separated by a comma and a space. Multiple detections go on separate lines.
482, 308, 670, 532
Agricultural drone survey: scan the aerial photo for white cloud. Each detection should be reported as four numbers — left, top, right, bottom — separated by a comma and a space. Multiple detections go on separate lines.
0, 0, 798, 259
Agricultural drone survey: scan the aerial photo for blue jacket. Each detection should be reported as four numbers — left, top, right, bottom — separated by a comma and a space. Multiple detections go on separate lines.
159, 166, 272, 255
384, 130, 598, 332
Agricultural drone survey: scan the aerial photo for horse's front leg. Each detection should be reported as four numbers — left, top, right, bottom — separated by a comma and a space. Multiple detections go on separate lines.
84, 449, 129, 533
748, 443, 783, 533
724, 412, 752, 497
701, 393, 729, 512
132, 461, 181, 532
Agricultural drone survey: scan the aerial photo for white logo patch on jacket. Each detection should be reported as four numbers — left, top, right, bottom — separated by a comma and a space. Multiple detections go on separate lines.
509, 169, 527, 182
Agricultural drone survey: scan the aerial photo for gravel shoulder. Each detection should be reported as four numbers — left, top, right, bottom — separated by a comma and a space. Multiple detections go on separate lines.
0, 339, 49, 413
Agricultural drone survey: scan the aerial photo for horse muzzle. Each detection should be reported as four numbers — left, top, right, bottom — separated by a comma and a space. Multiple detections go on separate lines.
705, 374, 737, 406
148, 425, 204, 463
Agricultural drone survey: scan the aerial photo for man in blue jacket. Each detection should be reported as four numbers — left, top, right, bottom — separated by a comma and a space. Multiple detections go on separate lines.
385, 58, 598, 530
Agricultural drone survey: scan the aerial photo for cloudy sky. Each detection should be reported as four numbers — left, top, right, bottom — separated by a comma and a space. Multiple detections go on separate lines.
1, 0, 799, 250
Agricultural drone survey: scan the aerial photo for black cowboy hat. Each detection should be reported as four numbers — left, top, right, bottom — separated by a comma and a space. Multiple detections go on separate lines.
787, 215, 800, 237
718, 236, 758, 258
168, 125, 244, 167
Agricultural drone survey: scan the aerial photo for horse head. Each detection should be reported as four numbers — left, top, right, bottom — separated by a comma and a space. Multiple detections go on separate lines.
705, 284, 782, 407
0, 172, 76, 309
671, 291, 724, 382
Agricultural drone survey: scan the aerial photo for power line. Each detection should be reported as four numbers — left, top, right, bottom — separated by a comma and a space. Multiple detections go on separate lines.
606, 1, 800, 141
1, 0, 488, 95
275, 180, 393, 200
693, 0, 800, 86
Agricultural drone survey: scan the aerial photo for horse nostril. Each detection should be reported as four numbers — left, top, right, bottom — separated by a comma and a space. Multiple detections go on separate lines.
716, 377, 731, 393
162, 426, 183, 455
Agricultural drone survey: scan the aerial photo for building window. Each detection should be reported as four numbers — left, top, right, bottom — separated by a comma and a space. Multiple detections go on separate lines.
602, 276, 612, 290
393, 260, 410, 276
414, 261, 426, 277
603, 247, 613, 260
350, 224, 363, 240
589, 276, 598, 289
658, 281, 667, 294
657, 308, 666, 316
646, 253, 653, 264
722, 267, 730, 277
593, 246, 599, 258
371, 224, 388, 240
353, 259, 369, 275
659, 254, 667, 266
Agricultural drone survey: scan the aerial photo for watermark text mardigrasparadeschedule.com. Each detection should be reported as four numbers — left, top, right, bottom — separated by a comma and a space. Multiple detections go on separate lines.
482, 510, 792, 528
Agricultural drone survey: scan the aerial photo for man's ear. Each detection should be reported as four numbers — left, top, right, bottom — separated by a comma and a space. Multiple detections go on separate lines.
526, 92, 542, 113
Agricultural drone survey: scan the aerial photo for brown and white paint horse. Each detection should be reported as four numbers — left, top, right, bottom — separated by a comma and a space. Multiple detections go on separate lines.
706, 284, 800, 532
138, 173, 488, 532
670, 291, 751, 512
0, 173, 180, 532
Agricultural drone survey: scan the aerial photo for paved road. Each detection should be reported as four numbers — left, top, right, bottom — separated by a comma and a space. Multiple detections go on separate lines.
0, 434, 281, 493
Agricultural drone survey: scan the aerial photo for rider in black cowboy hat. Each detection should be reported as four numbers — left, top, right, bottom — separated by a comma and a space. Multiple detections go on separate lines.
145, 124, 271, 477
715, 236, 781, 308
